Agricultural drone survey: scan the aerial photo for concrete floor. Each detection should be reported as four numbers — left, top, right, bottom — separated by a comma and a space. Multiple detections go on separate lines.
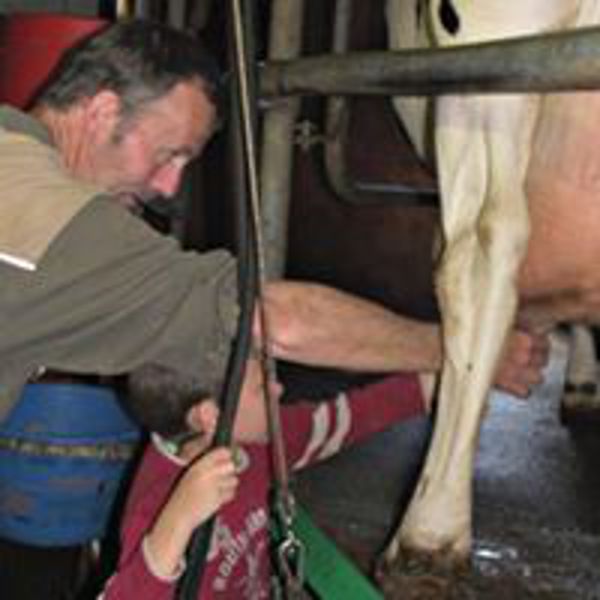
294, 333, 600, 599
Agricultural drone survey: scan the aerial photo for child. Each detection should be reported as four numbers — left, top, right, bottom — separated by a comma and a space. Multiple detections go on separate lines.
99, 359, 427, 599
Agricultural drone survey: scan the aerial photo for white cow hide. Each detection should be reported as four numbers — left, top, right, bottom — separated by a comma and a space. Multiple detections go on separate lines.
384, 0, 600, 568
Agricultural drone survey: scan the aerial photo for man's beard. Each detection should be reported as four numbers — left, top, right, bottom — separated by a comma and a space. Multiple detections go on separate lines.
114, 190, 158, 214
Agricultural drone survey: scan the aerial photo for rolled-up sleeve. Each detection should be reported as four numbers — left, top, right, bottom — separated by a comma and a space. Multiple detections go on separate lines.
0, 196, 239, 418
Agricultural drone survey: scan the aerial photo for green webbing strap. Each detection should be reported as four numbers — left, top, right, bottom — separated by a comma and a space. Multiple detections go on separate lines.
288, 504, 384, 600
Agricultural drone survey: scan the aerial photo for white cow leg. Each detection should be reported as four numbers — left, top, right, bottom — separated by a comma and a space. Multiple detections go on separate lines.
384, 235, 522, 570
382, 95, 532, 572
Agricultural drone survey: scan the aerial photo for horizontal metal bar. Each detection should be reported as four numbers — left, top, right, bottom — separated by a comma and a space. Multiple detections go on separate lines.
260, 25, 600, 97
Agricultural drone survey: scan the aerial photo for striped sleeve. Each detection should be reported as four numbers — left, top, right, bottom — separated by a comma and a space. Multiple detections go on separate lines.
282, 373, 425, 471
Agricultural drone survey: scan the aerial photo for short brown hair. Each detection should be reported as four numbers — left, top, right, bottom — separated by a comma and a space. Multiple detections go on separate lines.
126, 362, 211, 437
32, 18, 224, 122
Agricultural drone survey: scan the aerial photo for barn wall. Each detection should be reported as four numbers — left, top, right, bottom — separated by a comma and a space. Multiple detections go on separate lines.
285, 0, 439, 321
286, 95, 439, 321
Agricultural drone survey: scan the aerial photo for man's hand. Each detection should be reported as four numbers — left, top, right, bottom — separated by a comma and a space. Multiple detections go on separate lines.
494, 330, 550, 397
257, 280, 549, 399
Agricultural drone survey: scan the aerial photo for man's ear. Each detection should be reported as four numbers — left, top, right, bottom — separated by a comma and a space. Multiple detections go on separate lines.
84, 90, 121, 139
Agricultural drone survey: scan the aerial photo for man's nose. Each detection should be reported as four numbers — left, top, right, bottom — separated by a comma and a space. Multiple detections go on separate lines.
150, 162, 184, 198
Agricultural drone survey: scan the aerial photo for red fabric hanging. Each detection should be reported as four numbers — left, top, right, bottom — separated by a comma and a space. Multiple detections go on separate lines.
0, 13, 106, 108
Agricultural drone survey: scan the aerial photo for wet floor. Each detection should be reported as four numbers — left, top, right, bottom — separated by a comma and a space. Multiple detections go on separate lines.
294, 333, 600, 599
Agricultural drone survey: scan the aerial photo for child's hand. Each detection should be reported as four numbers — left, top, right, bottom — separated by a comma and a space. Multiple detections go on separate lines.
145, 447, 238, 579
176, 446, 239, 527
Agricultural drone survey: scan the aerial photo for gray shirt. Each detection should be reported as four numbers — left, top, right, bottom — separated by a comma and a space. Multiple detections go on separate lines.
0, 106, 238, 421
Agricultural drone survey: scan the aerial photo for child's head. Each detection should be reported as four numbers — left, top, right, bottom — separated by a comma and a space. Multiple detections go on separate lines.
126, 362, 213, 439
126, 357, 282, 443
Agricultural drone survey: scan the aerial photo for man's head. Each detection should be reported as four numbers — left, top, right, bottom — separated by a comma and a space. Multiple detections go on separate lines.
32, 19, 223, 206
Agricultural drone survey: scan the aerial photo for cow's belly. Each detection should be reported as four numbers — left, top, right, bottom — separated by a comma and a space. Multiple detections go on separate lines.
520, 181, 600, 297
518, 92, 600, 319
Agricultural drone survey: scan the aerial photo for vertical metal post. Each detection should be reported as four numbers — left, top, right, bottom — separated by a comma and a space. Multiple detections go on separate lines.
259, 0, 305, 278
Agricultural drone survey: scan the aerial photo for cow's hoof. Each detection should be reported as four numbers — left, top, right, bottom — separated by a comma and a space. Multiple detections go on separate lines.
375, 557, 474, 600
378, 571, 454, 599
374, 547, 471, 599
561, 382, 600, 431
560, 404, 600, 431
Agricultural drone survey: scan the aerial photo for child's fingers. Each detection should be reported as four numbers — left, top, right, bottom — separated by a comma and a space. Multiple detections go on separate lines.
218, 475, 239, 501
193, 446, 236, 470
183, 449, 237, 495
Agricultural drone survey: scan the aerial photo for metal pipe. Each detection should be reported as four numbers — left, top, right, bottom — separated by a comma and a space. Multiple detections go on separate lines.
167, 0, 187, 29
260, 26, 600, 97
259, 0, 305, 278
176, 2, 261, 599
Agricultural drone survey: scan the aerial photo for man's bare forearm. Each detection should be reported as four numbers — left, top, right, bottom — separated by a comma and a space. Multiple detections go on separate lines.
262, 280, 442, 373
261, 280, 548, 398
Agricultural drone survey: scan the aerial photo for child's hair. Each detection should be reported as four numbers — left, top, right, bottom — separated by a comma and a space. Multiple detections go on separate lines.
126, 362, 211, 437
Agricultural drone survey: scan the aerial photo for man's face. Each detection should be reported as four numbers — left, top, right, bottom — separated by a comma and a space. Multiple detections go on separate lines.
90, 80, 217, 208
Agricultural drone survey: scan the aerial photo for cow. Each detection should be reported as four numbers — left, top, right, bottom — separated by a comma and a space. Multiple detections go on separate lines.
383, 0, 600, 574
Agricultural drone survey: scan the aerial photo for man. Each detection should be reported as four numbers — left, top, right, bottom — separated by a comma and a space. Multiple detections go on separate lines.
0, 19, 236, 420
0, 18, 546, 423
